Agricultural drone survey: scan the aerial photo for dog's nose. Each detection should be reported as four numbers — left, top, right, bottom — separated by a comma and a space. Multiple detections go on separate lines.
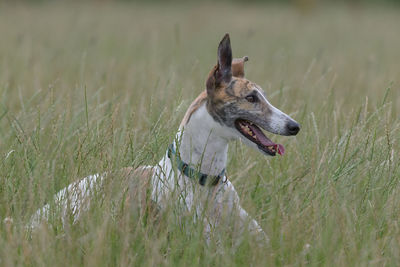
286, 121, 300, 135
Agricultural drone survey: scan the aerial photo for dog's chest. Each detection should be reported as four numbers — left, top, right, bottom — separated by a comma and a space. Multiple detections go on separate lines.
150, 154, 239, 216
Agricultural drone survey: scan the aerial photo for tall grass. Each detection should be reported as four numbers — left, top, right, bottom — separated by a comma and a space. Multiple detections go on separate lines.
0, 3, 399, 266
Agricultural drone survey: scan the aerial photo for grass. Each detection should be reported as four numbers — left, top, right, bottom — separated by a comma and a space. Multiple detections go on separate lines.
0, 2, 399, 266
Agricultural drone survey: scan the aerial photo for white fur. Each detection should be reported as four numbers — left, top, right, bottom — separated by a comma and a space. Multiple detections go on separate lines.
29, 174, 103, 228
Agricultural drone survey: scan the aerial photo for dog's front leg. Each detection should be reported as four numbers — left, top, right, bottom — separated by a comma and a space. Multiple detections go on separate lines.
211, 181, 269, 246
236, 204, 269, 245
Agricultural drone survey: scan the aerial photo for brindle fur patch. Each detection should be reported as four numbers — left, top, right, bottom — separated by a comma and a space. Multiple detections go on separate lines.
180, 56, 250, 128
206, 77, 273, 127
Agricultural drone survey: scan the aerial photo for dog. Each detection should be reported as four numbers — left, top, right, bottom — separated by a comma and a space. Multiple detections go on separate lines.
29, 34, 300, 244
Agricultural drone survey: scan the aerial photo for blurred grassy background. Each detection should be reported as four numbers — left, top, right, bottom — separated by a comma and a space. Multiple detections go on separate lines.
0, 1, 399, 266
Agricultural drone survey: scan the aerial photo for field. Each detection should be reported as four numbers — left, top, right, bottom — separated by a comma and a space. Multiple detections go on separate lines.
0, 2, 400, 266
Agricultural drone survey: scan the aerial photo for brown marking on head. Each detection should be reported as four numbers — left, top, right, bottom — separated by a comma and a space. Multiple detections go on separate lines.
207, 77, 274, 127
179, 53, 249, 128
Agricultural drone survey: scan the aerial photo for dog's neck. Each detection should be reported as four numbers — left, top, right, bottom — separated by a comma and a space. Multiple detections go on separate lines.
177, 103, 232, 178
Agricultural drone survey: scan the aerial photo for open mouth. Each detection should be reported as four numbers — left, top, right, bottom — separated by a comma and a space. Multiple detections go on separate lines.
234, 119, 285, 156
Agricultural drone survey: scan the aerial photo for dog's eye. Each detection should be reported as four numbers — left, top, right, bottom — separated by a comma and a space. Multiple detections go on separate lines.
245, 95, 258, 103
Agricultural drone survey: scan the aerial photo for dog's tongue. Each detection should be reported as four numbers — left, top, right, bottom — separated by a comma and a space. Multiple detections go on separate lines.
276, 144, 285, 156
249, 124, 285, 155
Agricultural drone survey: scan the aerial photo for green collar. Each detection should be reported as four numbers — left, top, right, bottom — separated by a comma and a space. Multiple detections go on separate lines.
167, 144, 225, 186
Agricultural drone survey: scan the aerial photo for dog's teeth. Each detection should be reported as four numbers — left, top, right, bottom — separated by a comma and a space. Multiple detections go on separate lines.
240, 123, 258, 139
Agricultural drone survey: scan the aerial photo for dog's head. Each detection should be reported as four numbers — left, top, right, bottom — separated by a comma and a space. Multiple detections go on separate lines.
206, 34, 300, 156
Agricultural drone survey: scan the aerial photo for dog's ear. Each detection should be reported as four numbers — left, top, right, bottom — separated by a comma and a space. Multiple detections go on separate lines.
217, 33, 233, 83
206, 34, 232, 94
232, 56, 248, 78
